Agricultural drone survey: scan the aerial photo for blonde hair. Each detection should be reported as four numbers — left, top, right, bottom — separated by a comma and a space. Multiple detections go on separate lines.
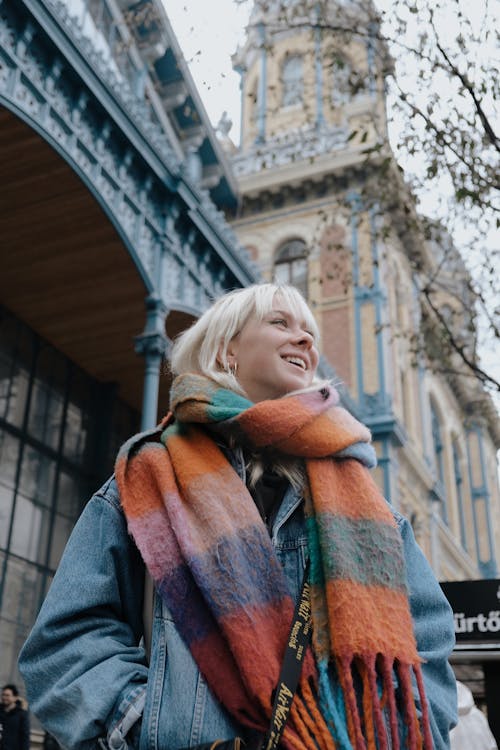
170, 283, 321, 395
170, 283, 324, 489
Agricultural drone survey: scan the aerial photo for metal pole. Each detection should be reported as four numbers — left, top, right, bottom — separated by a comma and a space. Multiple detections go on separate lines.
135, 294, 170, 431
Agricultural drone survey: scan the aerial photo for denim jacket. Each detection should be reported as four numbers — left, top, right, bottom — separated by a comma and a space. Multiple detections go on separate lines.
19, 446, 457, 750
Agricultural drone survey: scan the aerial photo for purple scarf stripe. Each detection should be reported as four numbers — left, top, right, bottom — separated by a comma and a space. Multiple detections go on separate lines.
157, 564, 217, 645
187, 525, 292, 619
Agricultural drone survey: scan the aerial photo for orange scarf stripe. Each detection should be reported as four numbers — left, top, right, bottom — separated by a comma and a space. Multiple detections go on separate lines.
274, 410, 371, 457
323, 580, 420, 659
307, 459, 396, 522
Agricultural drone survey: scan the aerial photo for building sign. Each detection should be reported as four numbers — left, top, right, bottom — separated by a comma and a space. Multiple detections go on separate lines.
440, 579, 500, 644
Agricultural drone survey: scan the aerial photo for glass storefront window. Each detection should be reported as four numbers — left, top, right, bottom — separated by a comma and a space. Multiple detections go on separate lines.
64, 402, 88, 462
10, 497, 51, 564
0, 305, 140, 687
0, 430, 20, 487
5, 368, 30, 428
0, 555, 45, 681
57, 470, 86, 519
28, 380, 64, 450
18, 449, 57, 507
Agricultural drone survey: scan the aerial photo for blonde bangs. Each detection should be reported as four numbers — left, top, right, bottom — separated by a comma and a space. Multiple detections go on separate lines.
252, 284, 320, 344
170, 284, 321, 395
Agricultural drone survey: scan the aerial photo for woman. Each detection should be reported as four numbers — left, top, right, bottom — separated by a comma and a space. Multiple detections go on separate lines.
19, 283, 457, 750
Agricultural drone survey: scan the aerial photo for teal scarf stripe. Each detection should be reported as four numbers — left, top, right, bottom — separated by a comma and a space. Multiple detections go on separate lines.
305, 515, 325, 587
206, 388, 253, 422
318, 662, 352, 750
171, 376, 253, 423
311, 513, 408, 591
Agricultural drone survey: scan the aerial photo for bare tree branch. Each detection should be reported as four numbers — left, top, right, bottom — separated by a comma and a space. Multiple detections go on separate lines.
422, 287, 500, 391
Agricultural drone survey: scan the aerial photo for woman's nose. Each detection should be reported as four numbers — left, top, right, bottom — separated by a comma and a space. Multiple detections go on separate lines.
291, 328, 314, 348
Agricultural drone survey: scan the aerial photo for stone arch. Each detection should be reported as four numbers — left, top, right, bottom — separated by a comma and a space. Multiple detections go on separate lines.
0, 97, 157, 292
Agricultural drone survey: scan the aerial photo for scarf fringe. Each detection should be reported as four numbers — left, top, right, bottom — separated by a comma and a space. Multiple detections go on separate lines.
415, 664, 434, 750
302, 677, 337, 750
282, 678, 337, 750
318, 663, 352, 749
364, 656, 388, 750
311, 655, 433, 750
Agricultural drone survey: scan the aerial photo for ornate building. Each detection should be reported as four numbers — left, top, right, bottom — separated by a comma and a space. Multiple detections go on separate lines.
0, 0, 258, 691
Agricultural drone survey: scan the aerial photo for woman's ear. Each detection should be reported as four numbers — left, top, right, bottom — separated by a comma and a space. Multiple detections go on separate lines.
218, 338, 238, 371
216, 342, 230, 370
216, 342, 225, 370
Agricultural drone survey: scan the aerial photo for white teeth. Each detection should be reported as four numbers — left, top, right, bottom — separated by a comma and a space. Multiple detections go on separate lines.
284, 356, 306, 370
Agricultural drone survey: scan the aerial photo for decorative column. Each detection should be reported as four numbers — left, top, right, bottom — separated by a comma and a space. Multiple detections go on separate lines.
377, 439, 400, 509
184, 147, 203, 183
256, 22, 267, 143
366, 22, 378, 99
135, 294, 170, 431
348, 194, 403, 507
368, 206, 388, 403
348, 194, 390, 415
347, 191, 364, 403
234, 63, 246, 145
314, 4, 324, 128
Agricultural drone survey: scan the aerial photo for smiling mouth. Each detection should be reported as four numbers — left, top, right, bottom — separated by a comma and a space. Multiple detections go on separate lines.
282, 356, 307, 370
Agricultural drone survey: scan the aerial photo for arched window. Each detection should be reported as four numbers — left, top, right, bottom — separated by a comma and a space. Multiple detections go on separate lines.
331, 57, 367, 105
430, 400, 448, 523
274, 239, 308, 298
282, 55, 303, 107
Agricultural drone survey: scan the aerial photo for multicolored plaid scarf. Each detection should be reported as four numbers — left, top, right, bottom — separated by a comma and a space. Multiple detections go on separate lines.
115, 373, 432, 750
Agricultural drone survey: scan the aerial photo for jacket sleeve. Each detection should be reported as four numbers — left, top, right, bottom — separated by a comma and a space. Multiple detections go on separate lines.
396, 511, 458, 750
18, 478, 148, 750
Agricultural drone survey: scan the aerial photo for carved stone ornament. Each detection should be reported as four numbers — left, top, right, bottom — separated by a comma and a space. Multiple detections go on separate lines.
232, 124, 348, 176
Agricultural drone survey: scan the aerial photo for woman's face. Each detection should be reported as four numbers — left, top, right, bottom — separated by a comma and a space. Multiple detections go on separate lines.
226, 296, 319, 402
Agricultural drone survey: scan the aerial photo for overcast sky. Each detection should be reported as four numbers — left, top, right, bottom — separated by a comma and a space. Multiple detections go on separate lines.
167, 0, 251, 142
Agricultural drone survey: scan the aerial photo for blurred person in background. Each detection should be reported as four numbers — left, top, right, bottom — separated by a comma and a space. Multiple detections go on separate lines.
0, 685, 29, 750
450, 682, 497, 750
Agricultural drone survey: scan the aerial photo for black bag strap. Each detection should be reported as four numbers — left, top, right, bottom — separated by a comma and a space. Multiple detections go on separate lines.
262, 561, 311, 750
